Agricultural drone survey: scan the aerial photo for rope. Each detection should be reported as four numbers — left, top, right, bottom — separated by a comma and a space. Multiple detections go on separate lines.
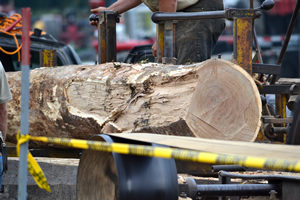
0, 13, 23, 61
0, 13, 22, 34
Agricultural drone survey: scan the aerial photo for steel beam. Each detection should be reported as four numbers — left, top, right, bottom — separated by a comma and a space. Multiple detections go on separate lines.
97, 11, 118, 63
18, 7, 31, 200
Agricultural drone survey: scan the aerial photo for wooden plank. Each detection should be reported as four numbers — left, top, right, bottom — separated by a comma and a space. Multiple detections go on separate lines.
109, 133, 300, 162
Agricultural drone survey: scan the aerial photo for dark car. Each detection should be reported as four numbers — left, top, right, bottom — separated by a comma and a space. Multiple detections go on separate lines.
0, 30, 81, 72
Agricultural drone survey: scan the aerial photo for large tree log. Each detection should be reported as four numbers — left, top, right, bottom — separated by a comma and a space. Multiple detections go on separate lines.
6, 59, 261, 144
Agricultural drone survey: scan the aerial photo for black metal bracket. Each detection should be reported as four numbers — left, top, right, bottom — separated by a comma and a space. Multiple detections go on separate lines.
259, 84, 300, 95
225, 9, 261, 20
89, 11, 119, 64
152, 9, 260, 23
252, 63, 281, 75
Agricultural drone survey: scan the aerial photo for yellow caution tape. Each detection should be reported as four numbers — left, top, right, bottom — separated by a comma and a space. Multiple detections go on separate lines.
17, 133, 51, 192
16, 133, 300, 192
26, 135, 300, 173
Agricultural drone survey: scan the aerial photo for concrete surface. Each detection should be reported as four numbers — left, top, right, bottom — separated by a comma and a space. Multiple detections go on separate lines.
0, 157, 79, 200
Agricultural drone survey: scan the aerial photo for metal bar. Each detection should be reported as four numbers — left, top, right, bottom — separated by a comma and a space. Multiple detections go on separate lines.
162, 21, 176, 64
196, 184, 279, 197
233, 17, 253, 74
173, 23, 176, 58
271, 0, 300, 83
253, 28, 263, 64
212, 165, 246, 172
271, 127, 288, 134
156, 23, 164, 62
98, 12, 106, 63
152, 10, 226, 23
276, 94, 288, 142
262, 116, 293, 124
259, 85, 300, 94
252, 63, 281, 75
276, 94, 288, 119
105, 11, 117, 62
18, 7, 31, 200
220, 170, 300, 181
164, 21, 173, 58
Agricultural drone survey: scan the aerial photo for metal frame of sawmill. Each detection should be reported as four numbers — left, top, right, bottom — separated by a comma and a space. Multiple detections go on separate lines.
87, 0, 300, 199
93, 0, 300, 143
15, 0, 300, 199
151, 0, 300, 143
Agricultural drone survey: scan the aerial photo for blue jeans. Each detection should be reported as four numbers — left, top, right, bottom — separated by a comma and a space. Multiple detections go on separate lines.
175, 0, 225, 64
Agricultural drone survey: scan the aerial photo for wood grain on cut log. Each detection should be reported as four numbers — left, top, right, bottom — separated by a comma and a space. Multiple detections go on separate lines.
6, 59, 261, 144
186, 59, 262, 141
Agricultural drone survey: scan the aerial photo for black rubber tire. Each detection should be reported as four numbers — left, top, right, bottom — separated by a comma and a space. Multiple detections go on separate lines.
76, 134, 178, 200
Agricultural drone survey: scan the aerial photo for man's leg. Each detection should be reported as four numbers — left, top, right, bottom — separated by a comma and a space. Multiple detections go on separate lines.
175, 18, 225, 64
174, 0, 225, 64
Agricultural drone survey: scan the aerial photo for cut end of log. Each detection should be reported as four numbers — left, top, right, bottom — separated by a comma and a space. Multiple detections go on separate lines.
185, 59, 262, 142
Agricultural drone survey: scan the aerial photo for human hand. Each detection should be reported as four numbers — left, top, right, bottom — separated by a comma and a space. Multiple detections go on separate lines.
91, 7, 108, 14
90, 7, 108, 26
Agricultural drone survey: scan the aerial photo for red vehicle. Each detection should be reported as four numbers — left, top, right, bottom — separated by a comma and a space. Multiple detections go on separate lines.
89, 0, 105, 8
91, 37, 154, 53
89, 0, 155, 61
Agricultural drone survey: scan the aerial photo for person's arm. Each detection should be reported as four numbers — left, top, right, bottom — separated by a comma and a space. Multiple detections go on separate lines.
0, 103, 8, 140
91, 0, 142, 14
159, 0, 177, 12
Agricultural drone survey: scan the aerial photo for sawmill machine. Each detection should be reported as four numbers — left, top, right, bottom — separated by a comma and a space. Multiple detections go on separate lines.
76, 0, 300, 199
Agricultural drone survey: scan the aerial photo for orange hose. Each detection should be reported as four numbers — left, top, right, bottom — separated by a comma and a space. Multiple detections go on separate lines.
0, 14, 23, 61
0, 13, 45, 61
0, 13, 23, 34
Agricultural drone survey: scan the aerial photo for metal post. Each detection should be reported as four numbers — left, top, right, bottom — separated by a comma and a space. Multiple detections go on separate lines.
97, 11, 117, 64
162, 21, 176, 64
253, 28, 263, 64
275, 94, 287, 142
233, 17, 253, 74
250, 0, 254, 9
196, 184, 279, 197
98, 12, 106, 64
156, 23, 164, 63
151, 10, 226, 23
106, 11, 117, 62
18, 8, 31, 200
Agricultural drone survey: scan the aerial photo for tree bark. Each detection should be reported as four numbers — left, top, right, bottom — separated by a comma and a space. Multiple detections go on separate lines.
6, 59, 261, 144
